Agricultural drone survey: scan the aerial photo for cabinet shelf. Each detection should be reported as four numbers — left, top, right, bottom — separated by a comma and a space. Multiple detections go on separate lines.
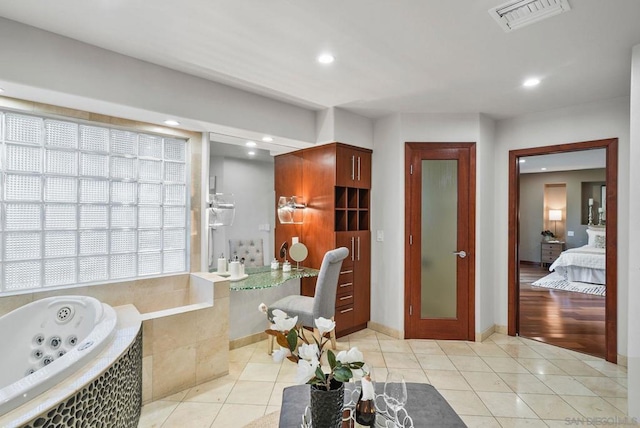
335, 186, 370, 231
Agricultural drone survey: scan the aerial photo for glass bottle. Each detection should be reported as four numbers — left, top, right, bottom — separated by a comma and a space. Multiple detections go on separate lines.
355, 375, 376, 426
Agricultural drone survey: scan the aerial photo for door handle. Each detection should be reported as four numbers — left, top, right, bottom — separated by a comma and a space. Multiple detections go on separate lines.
351, 155, 355, 180
357, 156, 361, 181
453, 250, 467, 259
351, 237, 355, 261
357, 236, 360, 261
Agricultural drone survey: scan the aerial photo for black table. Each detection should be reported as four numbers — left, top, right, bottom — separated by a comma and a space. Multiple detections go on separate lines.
279, 382, 466, 427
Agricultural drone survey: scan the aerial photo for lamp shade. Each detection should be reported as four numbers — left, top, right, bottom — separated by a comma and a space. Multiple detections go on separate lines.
548, 209, 562, 221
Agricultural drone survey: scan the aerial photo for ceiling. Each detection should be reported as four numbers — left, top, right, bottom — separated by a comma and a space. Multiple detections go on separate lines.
0, 0, 639, 121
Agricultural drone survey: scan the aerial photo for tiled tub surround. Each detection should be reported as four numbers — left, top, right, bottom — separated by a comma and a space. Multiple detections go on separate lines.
0, 304, 142, 428
141, 273, 230, 403
0, 296, 118, 416
0, 273, 231, 406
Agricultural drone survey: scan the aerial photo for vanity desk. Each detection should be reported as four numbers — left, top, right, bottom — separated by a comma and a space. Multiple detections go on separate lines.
213, 266, 319, 347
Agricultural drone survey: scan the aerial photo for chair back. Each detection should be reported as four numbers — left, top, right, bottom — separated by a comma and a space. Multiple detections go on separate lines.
313, 247, 350, 319
229, 238, 264, 267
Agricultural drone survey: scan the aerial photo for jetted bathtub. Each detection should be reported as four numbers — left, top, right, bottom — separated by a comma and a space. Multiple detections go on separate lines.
0, 295, 117, 416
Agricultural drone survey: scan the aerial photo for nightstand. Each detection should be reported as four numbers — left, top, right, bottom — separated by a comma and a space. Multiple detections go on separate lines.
540, 241, 565, 267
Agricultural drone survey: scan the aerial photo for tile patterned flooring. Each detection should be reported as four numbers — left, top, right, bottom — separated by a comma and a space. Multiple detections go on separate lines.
137, 330, 634, 427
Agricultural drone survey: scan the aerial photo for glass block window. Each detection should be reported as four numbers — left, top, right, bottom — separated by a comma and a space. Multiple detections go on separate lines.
0, 111, 189, 293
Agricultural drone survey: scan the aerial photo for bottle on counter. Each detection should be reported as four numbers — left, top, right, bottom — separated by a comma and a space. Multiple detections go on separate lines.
355, 374, 376, 426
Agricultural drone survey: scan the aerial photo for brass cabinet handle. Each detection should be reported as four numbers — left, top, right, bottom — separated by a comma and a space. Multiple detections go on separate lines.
339, 282, 353, 288
340, 307, 354, 314
339, 295, 353, 301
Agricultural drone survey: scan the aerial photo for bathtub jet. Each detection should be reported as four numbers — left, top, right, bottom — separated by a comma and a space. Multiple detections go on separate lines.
0, 296, 117, 416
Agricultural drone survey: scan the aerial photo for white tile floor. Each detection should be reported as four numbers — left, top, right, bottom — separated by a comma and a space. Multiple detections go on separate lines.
137, 330, 634, 427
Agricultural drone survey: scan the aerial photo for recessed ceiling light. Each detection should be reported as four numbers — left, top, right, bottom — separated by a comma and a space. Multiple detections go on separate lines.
317, 53, 335, 64
248, 151, 256, 156
523, 78, 540, 87
262, 136, 273, 143
519, 159, 526, 163
541, 167, 547, 171
164, 119, 180, 126
246, 141, 257, 147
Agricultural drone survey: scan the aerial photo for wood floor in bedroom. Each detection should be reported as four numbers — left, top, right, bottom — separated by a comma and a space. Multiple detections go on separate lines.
519, 263, 606, 359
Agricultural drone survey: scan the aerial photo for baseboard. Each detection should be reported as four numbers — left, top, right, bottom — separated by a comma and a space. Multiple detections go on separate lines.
495, 324, 508, 335
617, 354, 628, 367
476, 325, 496, 342
367, 321, 403, 339
229, 332, 267, 350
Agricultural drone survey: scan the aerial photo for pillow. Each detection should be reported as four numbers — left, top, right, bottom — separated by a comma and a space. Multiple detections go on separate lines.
594, 234, 606, 249
586, 228, 606, 247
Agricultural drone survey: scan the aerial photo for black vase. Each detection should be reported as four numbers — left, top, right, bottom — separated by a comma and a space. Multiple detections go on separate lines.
355, 388, 376, 426
309, 379, 344, 428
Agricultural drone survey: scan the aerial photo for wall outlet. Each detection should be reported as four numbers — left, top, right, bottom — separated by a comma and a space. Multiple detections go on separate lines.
292, 236, 299, 244
567, 230, 574, 237
258, 223, 270, 231
376, 230, 384, 242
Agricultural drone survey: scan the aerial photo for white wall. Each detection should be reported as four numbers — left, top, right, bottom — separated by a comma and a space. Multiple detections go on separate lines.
0, 17, 317, 146
627, 44, 640, 418
494, 96, 631, 357
371, 112, 486, 335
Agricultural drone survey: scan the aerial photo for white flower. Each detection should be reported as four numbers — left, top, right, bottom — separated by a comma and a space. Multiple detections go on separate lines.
336, 347, 364, 364
298, 343, 319, 361
295, 358, 319, 384
314, 317, 336, 336
272, 346, 291, 363
272, 315, 298, 332
258, 303, 268, 314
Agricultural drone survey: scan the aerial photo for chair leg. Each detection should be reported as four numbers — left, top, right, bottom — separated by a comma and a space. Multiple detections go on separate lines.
267, 320, 274, 355
329, 328, 337, 350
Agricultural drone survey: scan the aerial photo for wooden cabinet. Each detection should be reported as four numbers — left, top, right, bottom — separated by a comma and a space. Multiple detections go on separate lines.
336, 145, 372, 189
275, 142, 372, 336
540, 241, 564, 266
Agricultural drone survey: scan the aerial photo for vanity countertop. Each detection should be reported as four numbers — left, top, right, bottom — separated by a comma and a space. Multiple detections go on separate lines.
211, 265, 319, 291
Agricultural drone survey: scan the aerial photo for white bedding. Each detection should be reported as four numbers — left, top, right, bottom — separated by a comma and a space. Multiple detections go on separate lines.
549, 245, 606, 285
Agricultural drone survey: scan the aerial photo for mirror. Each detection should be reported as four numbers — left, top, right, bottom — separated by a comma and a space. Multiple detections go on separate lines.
289, 242, 308, 270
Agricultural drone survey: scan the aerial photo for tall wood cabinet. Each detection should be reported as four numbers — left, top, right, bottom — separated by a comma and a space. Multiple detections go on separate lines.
274, 142, 372, 336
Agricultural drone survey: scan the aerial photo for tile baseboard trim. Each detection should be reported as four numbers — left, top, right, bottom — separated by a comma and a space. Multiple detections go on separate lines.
476, 325, 496, 342
618, 353, 628, 367
495, 324, 508, 335
367, 321, 403, 339
230, 332, 268, 350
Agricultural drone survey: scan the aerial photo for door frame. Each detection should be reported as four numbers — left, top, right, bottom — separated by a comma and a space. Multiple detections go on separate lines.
508, 138, 618, 362
404, 142, 476, 340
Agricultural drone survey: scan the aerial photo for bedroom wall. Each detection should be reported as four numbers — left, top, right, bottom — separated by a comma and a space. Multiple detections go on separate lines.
519, 168, 606, 263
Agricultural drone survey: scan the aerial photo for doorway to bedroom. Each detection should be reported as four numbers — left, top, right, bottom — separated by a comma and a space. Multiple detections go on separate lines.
508, 138, 618, 363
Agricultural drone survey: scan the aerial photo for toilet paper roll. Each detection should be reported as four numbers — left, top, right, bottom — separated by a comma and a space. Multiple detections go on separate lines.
229, 261, 240, 278
217, 257, 227, 273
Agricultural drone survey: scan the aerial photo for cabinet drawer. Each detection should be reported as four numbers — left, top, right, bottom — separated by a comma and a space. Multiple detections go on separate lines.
336, 292, 354, 308
541, 254, 558, 262
334, 304, 354, 331
337, 270, 354, 293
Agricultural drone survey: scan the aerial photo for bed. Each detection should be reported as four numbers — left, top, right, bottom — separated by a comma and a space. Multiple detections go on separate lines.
548, 227, 606, 285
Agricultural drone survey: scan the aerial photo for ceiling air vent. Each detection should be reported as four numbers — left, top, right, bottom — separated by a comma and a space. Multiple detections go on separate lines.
489, 0, 571, 32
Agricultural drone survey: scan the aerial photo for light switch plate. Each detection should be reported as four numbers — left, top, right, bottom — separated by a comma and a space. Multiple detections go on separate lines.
376, 230, 384, 242
567, 230, 574, 237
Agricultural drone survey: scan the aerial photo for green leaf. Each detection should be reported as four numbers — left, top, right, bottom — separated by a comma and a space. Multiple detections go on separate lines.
350, 362, 365, 369
286, 330, 298, 351
333, 366, 352, 383
315, 366, 326, 382
327, 349, 336, 369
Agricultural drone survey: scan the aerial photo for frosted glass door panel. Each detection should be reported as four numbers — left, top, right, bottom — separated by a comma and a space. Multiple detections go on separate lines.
421, 160, 458, 319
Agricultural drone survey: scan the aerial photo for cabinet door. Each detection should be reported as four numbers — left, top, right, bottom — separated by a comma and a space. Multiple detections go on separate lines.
353, 231, 371, 326
355, 150, 372, 189
336, 146, 357, 187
